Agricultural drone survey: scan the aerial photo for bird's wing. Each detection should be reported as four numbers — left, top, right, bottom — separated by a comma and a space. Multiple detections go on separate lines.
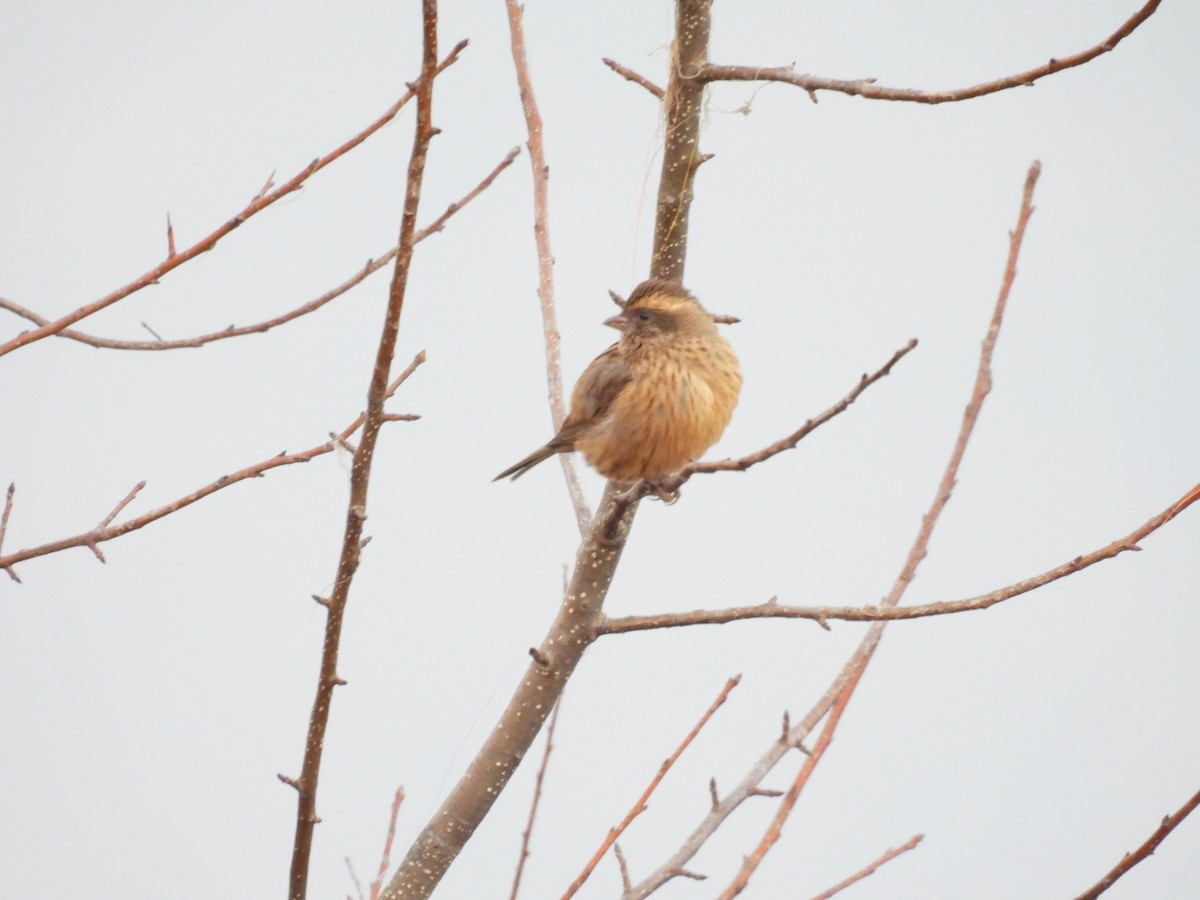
558, 344, 632, 441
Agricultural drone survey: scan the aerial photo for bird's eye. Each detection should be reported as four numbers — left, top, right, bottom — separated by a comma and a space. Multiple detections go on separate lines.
636, 310, 652, 322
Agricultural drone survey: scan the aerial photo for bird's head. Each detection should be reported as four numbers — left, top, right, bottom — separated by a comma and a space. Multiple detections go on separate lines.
604, 279, 715, 344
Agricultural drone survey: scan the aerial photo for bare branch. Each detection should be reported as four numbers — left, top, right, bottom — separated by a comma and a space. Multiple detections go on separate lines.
385, 5, 712, 895
505, 0, 591, 534
806, 834, 924, 900
369, 788, 407, 900
651, 0, 711, 281
601, 58, 665, 99
717, 160, 1043, 899
599, 480, 1200, 634
700, 1, 1161, 105
288, 5, 442, 897
0, 146, 514, 352
1074, 787, 1200, 900
631, 162, 1042, 898
0, 355, 424, 577
564, 675, 740, 898
510, 700, 562, 900
0, 39, 468, 359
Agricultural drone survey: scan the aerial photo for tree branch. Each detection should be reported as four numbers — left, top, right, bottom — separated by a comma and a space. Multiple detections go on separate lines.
0, 39, 468, 360
699, 0, 1161, 105
651, 0, 711, 282
384, 5, 717, 897
806, 834, 923, 900
509, 700, 562, 900
0, 354, 424, 580
599, 481, 1200, 634
505, 0, 591, 534
630, 161, 1041, 898
286, 9, 441, 892
1074, 786, 1200, 900
602, 58, 665, 99
563, 675, 739, 898
0, 144, 513, 352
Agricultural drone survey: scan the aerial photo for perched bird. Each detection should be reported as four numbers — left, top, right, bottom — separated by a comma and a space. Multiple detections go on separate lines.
495, 279, 741, 485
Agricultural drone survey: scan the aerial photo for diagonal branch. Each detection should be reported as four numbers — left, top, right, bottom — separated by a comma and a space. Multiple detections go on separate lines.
630, 161, 1041, 898
0, 146, 515, 352
807, 834, 923, 900
620, 338, 916, 506
563, 675, 740, 898
383, 5, 715, 897
0, 354, 424, 580
284, 4, 441, 897
699, 0, 1161, 105
1074, 786, 1200, 900
599, 481, 1200, 634
509, 699, 562, 900
505, 0, 591, 534
0, 39, 468, 360
602, 58, 665, 99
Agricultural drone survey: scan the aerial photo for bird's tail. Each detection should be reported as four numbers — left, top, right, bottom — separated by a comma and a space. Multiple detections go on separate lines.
493, 445, 559, 481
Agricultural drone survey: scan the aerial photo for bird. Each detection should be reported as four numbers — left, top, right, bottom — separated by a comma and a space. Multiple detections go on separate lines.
495, 278, 741, 486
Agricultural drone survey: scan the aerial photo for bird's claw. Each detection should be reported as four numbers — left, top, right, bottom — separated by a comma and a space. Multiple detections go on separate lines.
643, 477, 681, 504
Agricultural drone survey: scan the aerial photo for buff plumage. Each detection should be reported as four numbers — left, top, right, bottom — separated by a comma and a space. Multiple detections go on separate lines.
495, 279, 741, 484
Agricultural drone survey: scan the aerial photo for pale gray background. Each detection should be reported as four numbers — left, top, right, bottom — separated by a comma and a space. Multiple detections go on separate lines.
2, 1, 1198, 898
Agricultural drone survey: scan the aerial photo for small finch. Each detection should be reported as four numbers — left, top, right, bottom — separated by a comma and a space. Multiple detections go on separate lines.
495, 279, 742, 485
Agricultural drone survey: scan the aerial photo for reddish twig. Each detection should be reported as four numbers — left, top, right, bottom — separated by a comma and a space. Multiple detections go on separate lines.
0, 483, 16, 582
0, 355, 424, 579
806, 834, 924, 900
563, 675, 741, 898
510, 700, 563, 900
630, 162, 1041, 899
598, 480, 1200, 634
700, 0, 1161, 105
613, 338, 916, 511
601, 58, 665, 99
0, 39, 467, 360
369, 788, 407, 900
504, 0, 591, 534
165, 212, 176, 258
718, 161, 1043, 898
1074, 786, 1200, 900
0, 146, 514, 352
285, 6, 441, 899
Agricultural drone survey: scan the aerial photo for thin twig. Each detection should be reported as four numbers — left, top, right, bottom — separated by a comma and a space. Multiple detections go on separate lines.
598, 481, 1200, 633
806, 834, 924, 900
563, 675, 740, 899
504, 0, 591, 534
630, 162, 1041, 899
0, 39, 468, 360
616, 338, 915, 507
369, 788, 407, 900
287, 6, 441, 898
347, 857, 366, 900
0, 147, 514, 352
1074, 786, 1200, 900
601, 58, 665, 99
510, 700, 562, 900
0, 483, 16, 582
0, 355, 424, 577
700, 0, 1161, 105
717, 161, 1043, 899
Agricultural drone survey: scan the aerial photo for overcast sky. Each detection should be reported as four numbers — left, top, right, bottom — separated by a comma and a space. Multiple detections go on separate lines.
3, 1, 1199, 898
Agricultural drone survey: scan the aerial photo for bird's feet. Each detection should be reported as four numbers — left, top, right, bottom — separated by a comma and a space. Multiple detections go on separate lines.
642, 476, 681, 504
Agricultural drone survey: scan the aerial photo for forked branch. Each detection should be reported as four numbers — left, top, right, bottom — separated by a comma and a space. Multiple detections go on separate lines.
700, 0, 1161, 105
0, 147, 516, 351
0, 40, 468, 359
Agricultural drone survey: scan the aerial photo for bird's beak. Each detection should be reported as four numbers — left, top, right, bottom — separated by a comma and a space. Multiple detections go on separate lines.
603, 313, 627, 331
